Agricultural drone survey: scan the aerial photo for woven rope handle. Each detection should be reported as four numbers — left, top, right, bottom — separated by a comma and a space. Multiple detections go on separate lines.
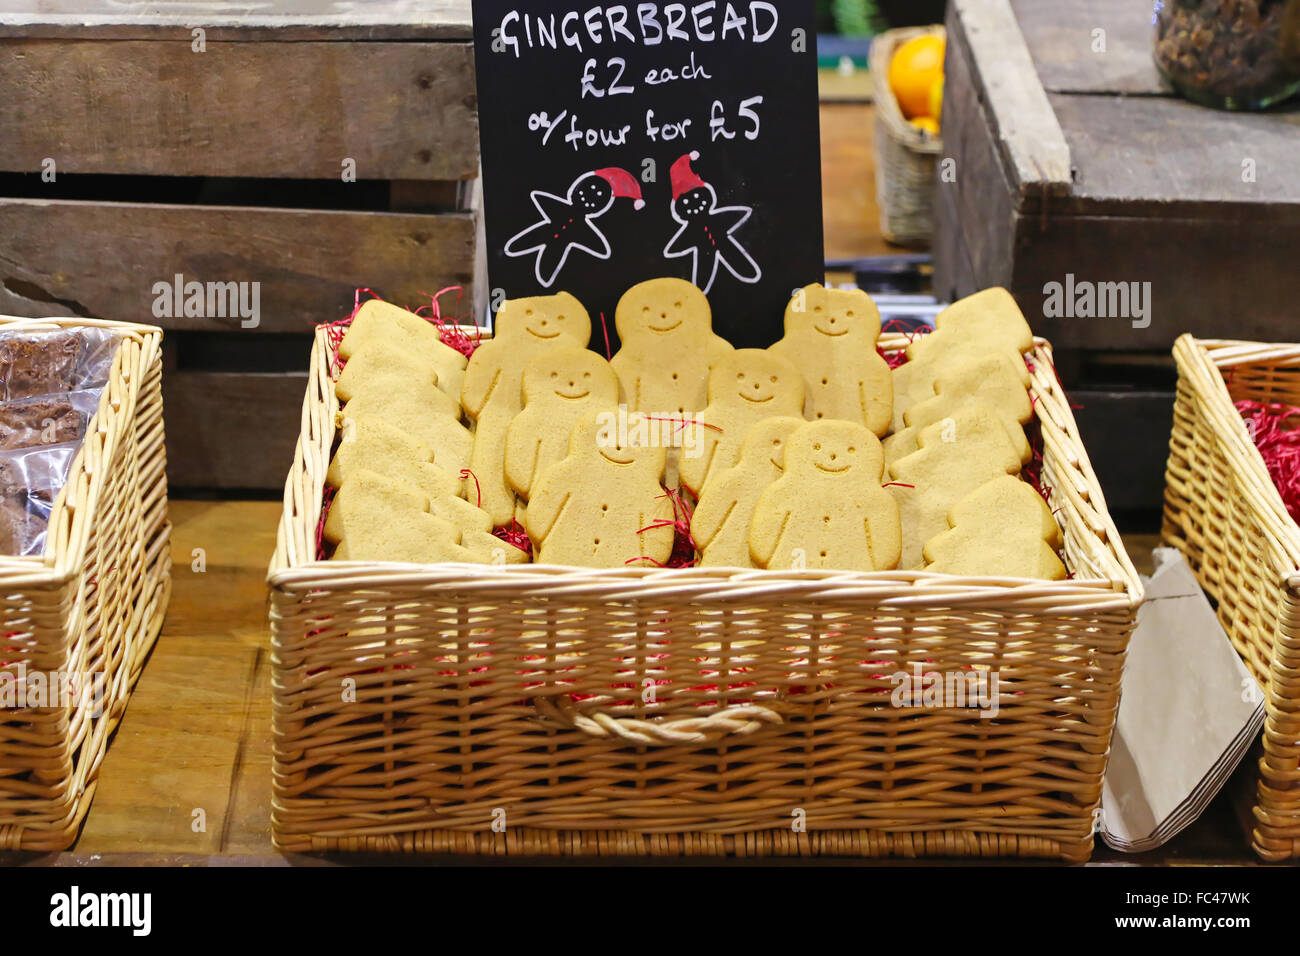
533, 697, 782, 746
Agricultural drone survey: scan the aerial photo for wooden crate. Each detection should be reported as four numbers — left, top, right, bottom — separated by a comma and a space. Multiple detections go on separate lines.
0, 1, 482, 490
934, 0, 1300, 513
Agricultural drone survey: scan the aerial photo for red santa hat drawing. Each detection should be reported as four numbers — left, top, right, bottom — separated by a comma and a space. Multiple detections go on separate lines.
592, 167, 646, 209
670, 150, 707, 202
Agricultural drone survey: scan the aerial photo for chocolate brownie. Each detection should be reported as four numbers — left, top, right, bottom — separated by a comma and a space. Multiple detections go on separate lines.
0, 331, 81, 400
0, 496, 45, 555
0, 398, 81, 451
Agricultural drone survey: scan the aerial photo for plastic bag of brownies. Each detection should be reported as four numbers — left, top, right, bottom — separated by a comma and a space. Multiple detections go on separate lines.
0, 327, 120, 401
0, 441, 79, 556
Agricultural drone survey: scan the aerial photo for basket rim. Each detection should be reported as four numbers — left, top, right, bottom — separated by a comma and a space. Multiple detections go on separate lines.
868, 24, 945, 155
1174, 333, 1300, 579
269, 324, 1143, 607
0, 314, 164, 584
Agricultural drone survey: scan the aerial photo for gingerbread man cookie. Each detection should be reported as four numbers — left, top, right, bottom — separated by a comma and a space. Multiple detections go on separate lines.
461, 291, 593, 526
610, 278, 733, 414
335, 343, 461, 421
690, 416, 804, 568
338, 299, 469, 399
326, 417, 462, 502
923, 475, 1066, 580
891, 287, 1034, 433
749, 420, 901, 572
769, 283, 892, 435
338, 389, 473, 477
325, 469, 477, 564
886, 404, 1024, 570
883, 351, 1032, 468
525, 411, 674, 568
677, 348, 805, 497
504, 346, 620, 500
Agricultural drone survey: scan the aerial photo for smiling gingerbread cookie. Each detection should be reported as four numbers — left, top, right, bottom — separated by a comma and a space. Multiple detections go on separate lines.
768, 284, 892, 436
525, 411, 674, 568
610, 277, 733, 415
690, 416, 805, 568
748, 420, 901, 571
676, 348, 805, 497
505, 346, 620, 500
461, 291, 592, 526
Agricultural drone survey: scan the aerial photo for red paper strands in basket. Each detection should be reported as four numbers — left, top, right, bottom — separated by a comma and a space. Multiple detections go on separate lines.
1237, 399, 1300, 523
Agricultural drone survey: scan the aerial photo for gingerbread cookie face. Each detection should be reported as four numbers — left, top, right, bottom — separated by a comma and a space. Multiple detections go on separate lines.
610, 278, 733, 413
690, 416, 804, 568
884, 353, 1032, 467
748, 420, 901, 571
525, 411, 674, 567
461, 292, 593, 526
769, 284, 893, 435
505, 346, 620, 498
923, 475, 1066, 580
886, 404, 1024, 570
677, 348, 805, 496
339, 299, 469, 399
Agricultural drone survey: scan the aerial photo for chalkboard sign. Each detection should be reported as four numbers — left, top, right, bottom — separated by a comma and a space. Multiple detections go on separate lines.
472, 0, 824, 349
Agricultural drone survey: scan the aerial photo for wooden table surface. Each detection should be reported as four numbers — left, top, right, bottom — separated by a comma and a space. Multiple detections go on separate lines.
0, 101, 1267, 867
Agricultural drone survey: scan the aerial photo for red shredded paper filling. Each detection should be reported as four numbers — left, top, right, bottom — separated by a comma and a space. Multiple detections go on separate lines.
1237, 399, 1300, 523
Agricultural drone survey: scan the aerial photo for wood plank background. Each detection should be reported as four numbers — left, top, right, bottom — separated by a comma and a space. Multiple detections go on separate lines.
0, 0, 473, 41
0, 198, 477, 330
0, 39, 479, 180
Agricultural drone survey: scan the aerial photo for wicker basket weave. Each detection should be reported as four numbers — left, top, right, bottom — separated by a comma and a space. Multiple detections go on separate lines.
0, 316, 171, 851
1164, 334, 1300, 861
269, 328, 1140, 860
869, 25, 944, 247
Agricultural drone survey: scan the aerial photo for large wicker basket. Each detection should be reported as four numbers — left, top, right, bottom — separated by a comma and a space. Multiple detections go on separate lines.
269, 328, 1140, 861
0, 316, 171, 851
1164, 334, 1300, 861
869, 25, 944, 247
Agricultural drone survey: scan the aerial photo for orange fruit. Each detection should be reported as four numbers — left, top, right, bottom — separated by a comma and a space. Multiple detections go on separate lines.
910, 116, 940, 137
889, 34, 946, 119
928, 77, 944, 121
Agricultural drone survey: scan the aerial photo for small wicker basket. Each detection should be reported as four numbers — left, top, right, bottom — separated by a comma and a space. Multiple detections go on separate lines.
869, 25, 944, 247
1164, 334, 1300, 861
268, 329, 1140, 861
0, 316, 171, 851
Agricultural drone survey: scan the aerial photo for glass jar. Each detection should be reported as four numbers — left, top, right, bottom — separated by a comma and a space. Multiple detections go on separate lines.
1153, 0, 1300, 110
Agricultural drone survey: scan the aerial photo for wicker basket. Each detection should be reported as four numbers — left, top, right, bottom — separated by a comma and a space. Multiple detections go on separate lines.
1164, 334, 1300, 861
269, 328, 1140, 861
0, 316, 170, 851
869, 25, 944, 247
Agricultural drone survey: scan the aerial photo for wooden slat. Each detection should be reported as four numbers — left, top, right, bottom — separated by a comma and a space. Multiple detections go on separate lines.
0, 0, 472, 41
0, 39, 478, 180
163, 372, 307, 489
1011, 0, 1165, 95
949, 0, 1073, 197
0, 197, 477, 332
1048, 93, 1300, 212
1010, 211, 1300, 350
933, 14, 1017, 302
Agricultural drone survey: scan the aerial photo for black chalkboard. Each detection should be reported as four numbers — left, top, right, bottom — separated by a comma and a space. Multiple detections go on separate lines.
472, 0, 824, 350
